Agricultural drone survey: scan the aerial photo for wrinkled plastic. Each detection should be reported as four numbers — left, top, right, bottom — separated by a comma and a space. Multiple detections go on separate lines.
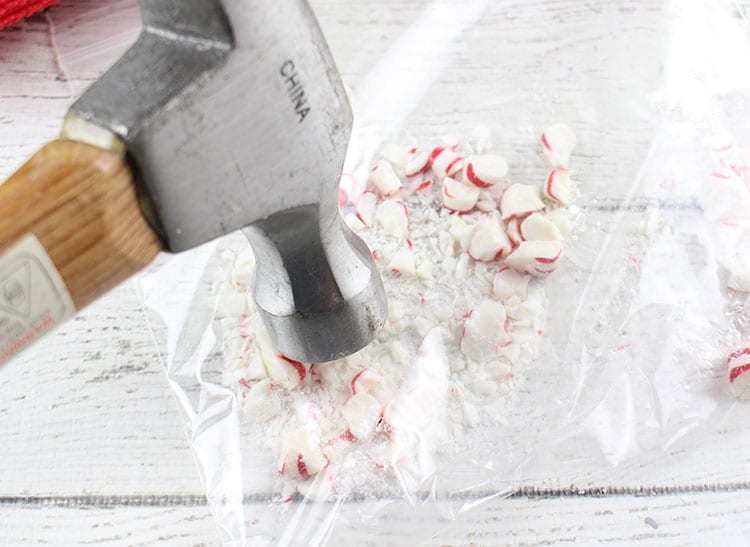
58, 0, 750, 544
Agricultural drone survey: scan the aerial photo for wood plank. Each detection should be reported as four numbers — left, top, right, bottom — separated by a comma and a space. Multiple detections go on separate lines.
0, 503, 217, 545
435, 489, 750, 546
0, 279, 206, 496
2, 489, 750, 545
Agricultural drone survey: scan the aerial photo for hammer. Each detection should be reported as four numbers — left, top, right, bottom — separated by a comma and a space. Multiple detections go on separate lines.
0, 0, 388, 364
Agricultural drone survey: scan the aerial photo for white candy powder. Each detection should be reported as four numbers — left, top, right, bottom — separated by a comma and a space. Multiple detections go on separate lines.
218, 127, 577, 499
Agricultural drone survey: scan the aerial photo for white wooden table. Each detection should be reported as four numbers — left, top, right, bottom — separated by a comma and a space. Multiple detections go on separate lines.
2, 0, 750, 544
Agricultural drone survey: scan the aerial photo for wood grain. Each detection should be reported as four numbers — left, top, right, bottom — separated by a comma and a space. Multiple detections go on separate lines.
1, 0, 750, 545
3, 489, 750, 545
0, 139, 162, 310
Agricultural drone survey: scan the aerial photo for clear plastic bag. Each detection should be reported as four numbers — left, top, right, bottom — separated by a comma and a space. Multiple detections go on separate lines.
125, 0, 750, 544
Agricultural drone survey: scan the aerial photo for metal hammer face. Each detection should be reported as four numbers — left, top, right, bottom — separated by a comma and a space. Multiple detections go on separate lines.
70, 0, 387, 362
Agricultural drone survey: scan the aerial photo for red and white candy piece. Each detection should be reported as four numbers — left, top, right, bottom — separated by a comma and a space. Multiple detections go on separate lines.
745, 294, 750, 319
252, 317, 308, 389
376, 199, 409, 239
387, 247, 416, 276
351, 367, 375, 394
404, 150, 431, 176
278, 428, 328, 480
541, 123, 577, 167
461, 300, 511, 361
351, 367, 390, 406
379, 143, 412, 168
493, 266, 530, 301
463, 154, 509, 188
467, 216, 512, 261
504, 240, 563, 276
355, 190, 378, 226
369, 159, 403, 196
296, 465, 335, 501
412, 178, 433, 193
728, 347, 750, 399
448, 214, 475, 250
520, 212, 563, 241
264, 354, 308, 389
443, 176, 480, 212
505, 218, 522, 247
500, 184, 545, 220
430, 147, 464, 178
543, 168, 573, 205
342, 393, 382, 440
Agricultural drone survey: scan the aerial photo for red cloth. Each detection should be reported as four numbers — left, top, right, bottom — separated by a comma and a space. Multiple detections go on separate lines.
0, 0, 61, 29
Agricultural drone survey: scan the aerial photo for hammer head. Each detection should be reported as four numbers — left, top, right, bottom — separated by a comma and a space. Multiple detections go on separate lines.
70, 0, 387, 362
70, 0, 350, 252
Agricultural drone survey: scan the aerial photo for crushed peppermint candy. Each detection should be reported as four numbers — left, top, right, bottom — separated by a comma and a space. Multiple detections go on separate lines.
218, 125, 579, 499
697, 142, 750, 399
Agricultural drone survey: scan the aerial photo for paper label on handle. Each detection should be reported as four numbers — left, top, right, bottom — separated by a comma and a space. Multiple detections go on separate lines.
0, 235, 75, 361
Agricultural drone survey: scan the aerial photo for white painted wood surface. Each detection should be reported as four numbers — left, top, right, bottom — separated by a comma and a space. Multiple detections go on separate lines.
2, 0, 750, 544
3, 489, 750, 545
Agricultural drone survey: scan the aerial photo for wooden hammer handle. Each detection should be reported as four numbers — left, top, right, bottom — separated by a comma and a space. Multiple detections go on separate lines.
0, 140, 162, 359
